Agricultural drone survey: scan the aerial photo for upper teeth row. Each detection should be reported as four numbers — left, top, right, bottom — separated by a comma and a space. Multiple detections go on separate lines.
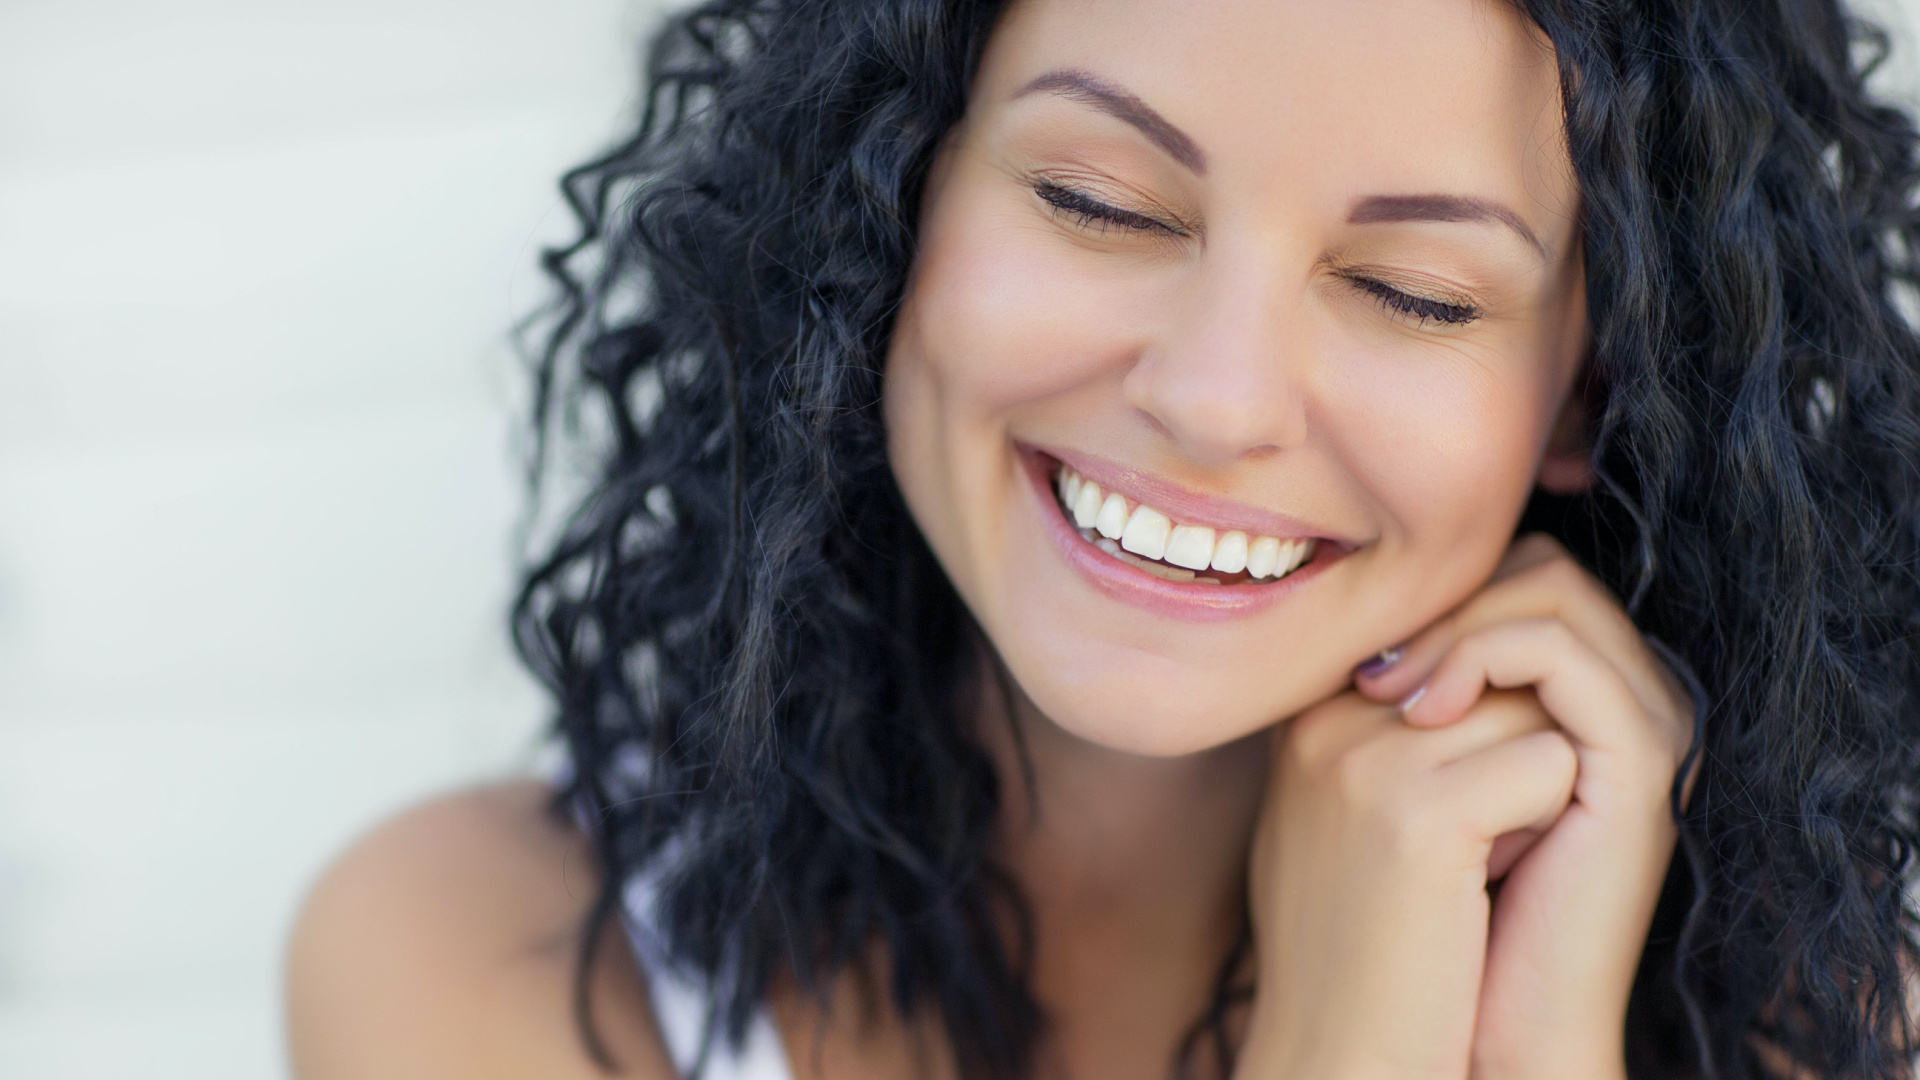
1055, 467, 1316, 580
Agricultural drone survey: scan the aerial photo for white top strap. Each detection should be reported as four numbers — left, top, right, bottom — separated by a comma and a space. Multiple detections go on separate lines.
623, 874, 794, 1080
641, 960, 792, 1080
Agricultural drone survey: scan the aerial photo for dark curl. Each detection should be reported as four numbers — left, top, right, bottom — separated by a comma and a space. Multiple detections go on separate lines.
514, 1, 1920, 1076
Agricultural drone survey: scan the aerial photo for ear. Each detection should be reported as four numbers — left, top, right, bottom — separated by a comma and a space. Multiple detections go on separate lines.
1536, 380, 1594, 494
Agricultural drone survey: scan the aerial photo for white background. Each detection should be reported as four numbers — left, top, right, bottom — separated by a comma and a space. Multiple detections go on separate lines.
0, 2, 1917, 1078
0, 1, 671, 1076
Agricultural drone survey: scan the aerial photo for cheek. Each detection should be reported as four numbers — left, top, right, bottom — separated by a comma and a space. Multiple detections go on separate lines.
1323, 337, 1554, 562
904, 184, 1154, 420
887, 173, 1162, 571
884, 176, 1128, 585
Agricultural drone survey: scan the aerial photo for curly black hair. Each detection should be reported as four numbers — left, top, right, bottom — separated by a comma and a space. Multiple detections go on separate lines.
512, 0, 1920, 1076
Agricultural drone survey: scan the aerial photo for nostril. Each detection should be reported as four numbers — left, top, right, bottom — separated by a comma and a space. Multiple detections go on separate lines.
1134, 406, 1176, 443
1127, 377, 1306, 463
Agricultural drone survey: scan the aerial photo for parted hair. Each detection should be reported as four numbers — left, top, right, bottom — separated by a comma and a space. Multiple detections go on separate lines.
513, 0, 1920, 1075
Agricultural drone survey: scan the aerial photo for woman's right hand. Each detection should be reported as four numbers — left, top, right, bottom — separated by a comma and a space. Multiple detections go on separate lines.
1234, 688, 1578, 1080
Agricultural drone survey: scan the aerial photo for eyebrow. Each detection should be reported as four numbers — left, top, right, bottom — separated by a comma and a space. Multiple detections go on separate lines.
1013, 69, 1207, 175
1348, 194, 1548, 258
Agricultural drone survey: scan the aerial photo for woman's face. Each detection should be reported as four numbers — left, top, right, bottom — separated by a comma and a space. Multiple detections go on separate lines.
884, 0, 1588, 756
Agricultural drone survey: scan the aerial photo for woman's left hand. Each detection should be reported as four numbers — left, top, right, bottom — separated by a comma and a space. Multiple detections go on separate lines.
1353, 534, 1695, 1080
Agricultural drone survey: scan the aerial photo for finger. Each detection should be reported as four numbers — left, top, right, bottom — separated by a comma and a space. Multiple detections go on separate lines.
1359, 539, 1638, 700
1356, 542, 1669, 721
1402, 619, 1663, 762
1489, 531, 1568, 583
1385, 688, 1554, 769
1486, 827, 1543, 880
1436, 729, 1579, 845
1351, 535, 1574, 699
1276, 691, 1404, 771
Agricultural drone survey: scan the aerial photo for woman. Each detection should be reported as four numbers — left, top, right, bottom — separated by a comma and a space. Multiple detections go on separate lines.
287, 0, 1920, 1077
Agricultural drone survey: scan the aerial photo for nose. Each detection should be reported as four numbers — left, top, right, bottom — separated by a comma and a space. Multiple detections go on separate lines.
1121, 251, 1310, 465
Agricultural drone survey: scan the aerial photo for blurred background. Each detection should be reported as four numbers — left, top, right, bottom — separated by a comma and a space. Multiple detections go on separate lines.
1, 1, 1919, 1078
0, 0, 674, 1076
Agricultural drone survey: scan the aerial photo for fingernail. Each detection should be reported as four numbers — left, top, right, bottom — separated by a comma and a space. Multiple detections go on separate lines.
1355, 647, 1404, 678
1398, 683, 1427, 713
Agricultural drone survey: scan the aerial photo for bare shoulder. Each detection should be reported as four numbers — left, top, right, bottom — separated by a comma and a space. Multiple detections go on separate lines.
286, 780, 676, 1080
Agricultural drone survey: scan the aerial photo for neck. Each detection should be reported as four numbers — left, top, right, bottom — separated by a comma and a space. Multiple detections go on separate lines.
972, 655, 1268, 1074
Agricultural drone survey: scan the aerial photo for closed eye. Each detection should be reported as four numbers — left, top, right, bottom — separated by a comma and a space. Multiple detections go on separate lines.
1032, 184, 1479, 326
1343, 273, 1481, 326
1033, 182, 1185, 237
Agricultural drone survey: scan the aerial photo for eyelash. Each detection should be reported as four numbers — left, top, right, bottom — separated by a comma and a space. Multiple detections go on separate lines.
1034, 181, 1173, 235
1032, 181, 1484, 327
1342, 273, 1482, 326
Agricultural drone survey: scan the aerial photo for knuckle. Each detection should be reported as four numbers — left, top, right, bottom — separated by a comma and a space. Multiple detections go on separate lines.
1525, 553, 1587, 595
1623, 736, 1685, 787
1280, 704, 1338, 768
1328, 742, 1384, 802
1331, 745, 1447, 852
1538, 617, 1579, 652
1282, 700, 1359, 772
1274, 731, 1314, 777
1513, 532, 1567, 561
1469, 688, 1553, 735
1543, 731, 1580, 777
1479, 614, 1574, 664
1370, 789, 1442, 852
1329, 737, 1421, 816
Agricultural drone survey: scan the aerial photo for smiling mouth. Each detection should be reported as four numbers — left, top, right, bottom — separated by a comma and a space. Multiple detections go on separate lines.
1051, 462, 1318, 586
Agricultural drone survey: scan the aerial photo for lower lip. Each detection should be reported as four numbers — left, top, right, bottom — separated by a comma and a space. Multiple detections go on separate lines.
1020, 449, 1339, 623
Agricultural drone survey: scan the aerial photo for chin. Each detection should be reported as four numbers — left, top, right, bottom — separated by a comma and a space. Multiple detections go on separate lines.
997, 638, 1300, 758
1035, 688, 1270, 757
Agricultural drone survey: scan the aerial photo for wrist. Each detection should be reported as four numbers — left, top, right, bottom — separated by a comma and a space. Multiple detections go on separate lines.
1235, 991, 1460, 1080
1473, 1068, 1625, 1080
1469, 991, 1630, 1080
1470, 1040, 1627, 1080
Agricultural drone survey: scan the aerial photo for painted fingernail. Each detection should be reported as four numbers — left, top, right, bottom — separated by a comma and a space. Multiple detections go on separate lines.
1398, 683, 1427, 713
1355, 647, 1404, 678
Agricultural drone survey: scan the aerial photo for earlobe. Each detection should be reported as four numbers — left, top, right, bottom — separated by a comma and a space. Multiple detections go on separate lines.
1536, 381, 1595, 494
1536, 449, 1595, 494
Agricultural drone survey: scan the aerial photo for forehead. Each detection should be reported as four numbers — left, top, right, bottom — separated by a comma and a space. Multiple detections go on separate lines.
975, 0, 1577, 243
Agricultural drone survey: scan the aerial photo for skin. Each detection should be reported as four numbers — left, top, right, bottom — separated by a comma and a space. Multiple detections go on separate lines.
888, 0, 1588, 758
287, 1, 1692, 1078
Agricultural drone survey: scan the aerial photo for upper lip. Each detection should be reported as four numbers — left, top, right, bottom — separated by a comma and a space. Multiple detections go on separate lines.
1036, 444, 1350, 544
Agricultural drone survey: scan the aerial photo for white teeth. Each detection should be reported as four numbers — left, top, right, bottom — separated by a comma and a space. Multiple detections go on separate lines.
1053, 465, 1317, 584
1120, 504, 1172, 560
1292, 538, 1317, 571
1072, 481, 1102, 529
1108, 542, 1195, 582
1210, 530, 1248, 574
1164, 524, 1215, 571
1245, 536, 1281, 579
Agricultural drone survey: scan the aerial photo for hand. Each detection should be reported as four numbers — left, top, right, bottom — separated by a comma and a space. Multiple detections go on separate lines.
1353, 534, 1694, 1080
1238, 687, 1578, 1080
